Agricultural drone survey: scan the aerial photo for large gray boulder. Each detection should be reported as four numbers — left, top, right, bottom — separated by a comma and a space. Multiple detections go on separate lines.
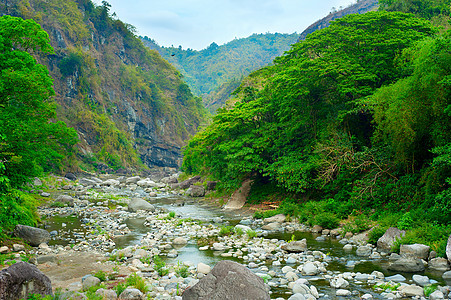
263, 214, 286, 224
447, 234, 451, 263
187, 185, 206, 197
127, 198, 155, 212
428, 257, 450, 271
79, 178, 98, 186
387, 257, 425, 272
55, 195, 74, 206
281, 239, 307, 253
377, 227, 405, 252
119, 288, 143, 299
182, 260, 270, 300
0, 262, 52, 299
399, 244, 430, 260
14, 225, 50, 247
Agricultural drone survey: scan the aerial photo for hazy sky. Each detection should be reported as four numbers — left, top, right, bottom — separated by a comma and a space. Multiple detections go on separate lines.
93, 0, 357, 50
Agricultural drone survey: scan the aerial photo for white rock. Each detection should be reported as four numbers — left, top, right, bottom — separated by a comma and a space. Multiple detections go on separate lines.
302, 262, 319, 276
336, 289, 351, 296
197, 262, 211, 274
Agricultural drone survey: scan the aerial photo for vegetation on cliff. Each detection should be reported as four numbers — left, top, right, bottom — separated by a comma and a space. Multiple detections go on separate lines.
183, 9, 451, 253
1, 0, 207, 172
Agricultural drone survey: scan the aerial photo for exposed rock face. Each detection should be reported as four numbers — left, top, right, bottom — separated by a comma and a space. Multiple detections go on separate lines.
281, 239, 308, 253
298, 0, 378, 41
387, 257, 425, 272
182, 260, 270, 300
223, 179, 253, 210
14, 225, 50, 247
377, 227, 405, 252
127, 198, 155, 212
0, 262, 52, 300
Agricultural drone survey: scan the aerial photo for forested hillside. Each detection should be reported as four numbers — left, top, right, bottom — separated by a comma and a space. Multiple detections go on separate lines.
141, 33, 299, 113
183, 2, 451, 254
0, 0, 206, 173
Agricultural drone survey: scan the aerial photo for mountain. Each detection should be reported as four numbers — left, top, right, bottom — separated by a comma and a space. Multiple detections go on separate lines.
141, 33, 299, 113
0, 0, 206, 171
298, 0, 379, 41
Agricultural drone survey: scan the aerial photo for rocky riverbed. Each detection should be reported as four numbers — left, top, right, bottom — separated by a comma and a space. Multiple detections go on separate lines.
2, 173, 451, 299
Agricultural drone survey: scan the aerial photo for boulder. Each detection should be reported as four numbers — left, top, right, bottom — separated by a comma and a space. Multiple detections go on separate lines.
0, 262, 52, 299
234, 224, 251, 233
101, 179, 120, 187
172, 237, 187, 246
387, 257, 425, 272
0, 246, 9, 254
263, 214, 286, 224
447, 234, 451, 263
356, 246, 372, 257
40, 192, 50, 197
330, 277, 349, 289
55, 195, 74, 206
398, 285, 424, 297
197, 263, 211, 275
14, 225, 50, 247
187, 185, 205, 197
301, 262, 318, 276
262, 222, 280, 231
377, 227, 406, 252
118, 288, 143, 299
172, 175, 202, 189
442, 270, 451, 280
136, 179, 156, 188
281, 239, 307, 253
400, 244, 430, 260
336, 289, 351, 297
429, 290, 445, 300
95, 288, 117, 299
311, 225, 322, 233
82, 275, 101, 291
206, 181, 217, 191
385, 274, 406, 282
79, 178, 98, 186
428, 257, 450, 271
288, 294, 306, 300
64, 173, 77, 181
161, 175, 178, 184
125, 176, 141, 184
127, 198, 155, 212
412, 275, 430, 287
182, 260, 270, 300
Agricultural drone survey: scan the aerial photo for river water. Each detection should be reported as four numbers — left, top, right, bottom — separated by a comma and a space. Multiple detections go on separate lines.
43, 192, 448, 299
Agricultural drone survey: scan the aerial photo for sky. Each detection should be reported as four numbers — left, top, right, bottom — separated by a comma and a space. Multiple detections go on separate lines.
93, 0, 357, 50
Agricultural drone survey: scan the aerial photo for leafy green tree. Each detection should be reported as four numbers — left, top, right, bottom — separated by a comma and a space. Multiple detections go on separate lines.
0, 15, 78, 187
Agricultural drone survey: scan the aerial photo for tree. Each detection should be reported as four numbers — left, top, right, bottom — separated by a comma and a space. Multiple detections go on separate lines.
0, 15, 78, 187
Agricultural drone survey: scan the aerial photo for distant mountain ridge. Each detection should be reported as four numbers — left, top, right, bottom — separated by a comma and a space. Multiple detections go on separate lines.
141, 33, 299, 113
298, 0, 379, 41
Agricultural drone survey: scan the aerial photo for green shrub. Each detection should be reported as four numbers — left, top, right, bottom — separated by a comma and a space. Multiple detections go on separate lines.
246, 230, 257, 238
314, 212, 339, 229
94, 270, 107, 281
168, 211, 176, 218
219, 226, 234, 236
253, 210, 278, 219
126, 273, 148, 293
114, 282, 127, 296
175, 261, 189, 278
153, 255, 169, 277
397, 212, 414, 230
368, 225, 388, 244
234, 227, 244, 236
424, 284, 439, 297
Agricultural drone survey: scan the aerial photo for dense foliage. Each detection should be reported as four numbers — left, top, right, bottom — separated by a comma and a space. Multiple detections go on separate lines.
0, 16, 78, 232
183, 9, 451, 234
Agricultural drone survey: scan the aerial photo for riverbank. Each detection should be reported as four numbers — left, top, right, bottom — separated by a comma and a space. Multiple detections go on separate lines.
1, 173, 451, 299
